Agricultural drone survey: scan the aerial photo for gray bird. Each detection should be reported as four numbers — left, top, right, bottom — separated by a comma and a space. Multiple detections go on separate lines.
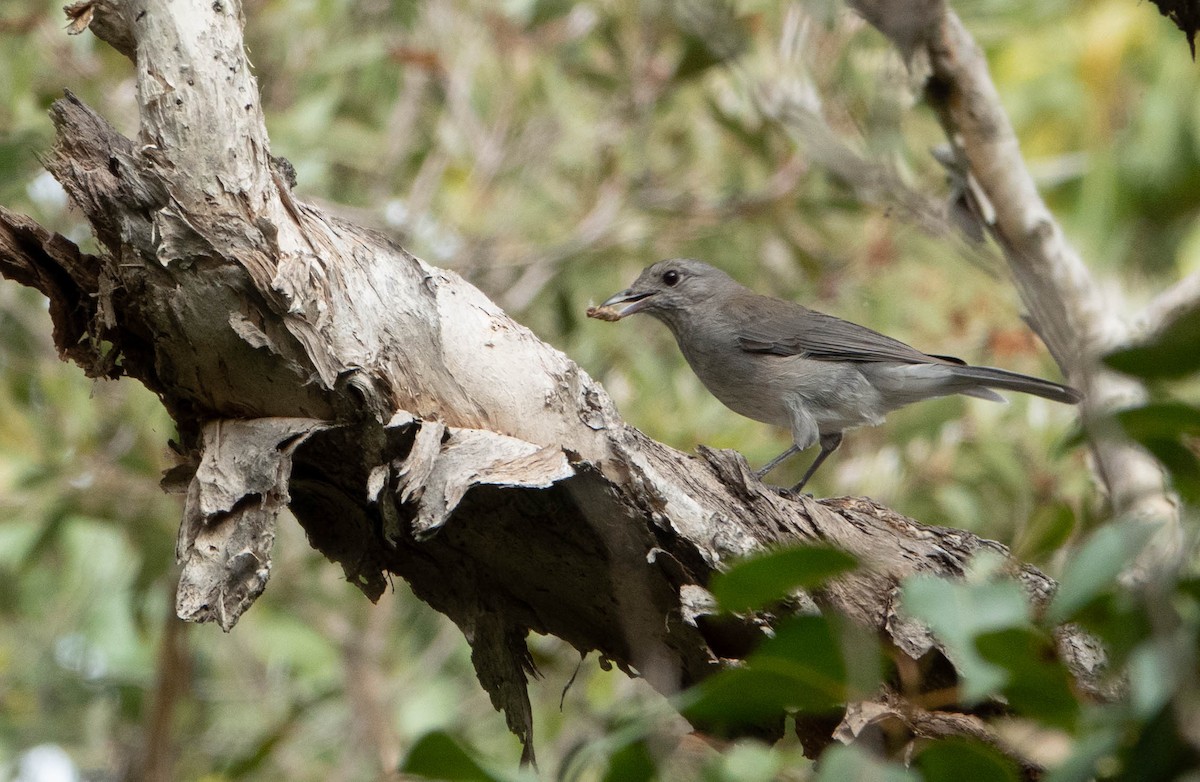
592, 258, 1082, 491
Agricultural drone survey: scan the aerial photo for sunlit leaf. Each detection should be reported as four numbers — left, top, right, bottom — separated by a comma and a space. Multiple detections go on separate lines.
1046, 522, 1156, 624
1128, 639, 1179, 719
900, 576, 1031, 701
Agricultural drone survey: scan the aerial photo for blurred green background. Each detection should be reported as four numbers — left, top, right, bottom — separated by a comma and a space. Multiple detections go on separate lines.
0, 0, 1196, 779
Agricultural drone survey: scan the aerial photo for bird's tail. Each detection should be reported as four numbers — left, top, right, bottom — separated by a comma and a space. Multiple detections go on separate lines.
951, 365, 1082, 404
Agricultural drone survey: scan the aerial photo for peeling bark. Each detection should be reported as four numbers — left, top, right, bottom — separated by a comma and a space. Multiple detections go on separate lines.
175, 417, 326, 629
0, 0, 1116, 772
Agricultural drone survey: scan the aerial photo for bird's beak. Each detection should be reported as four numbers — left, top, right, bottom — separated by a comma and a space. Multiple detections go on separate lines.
597, 288, 655, 319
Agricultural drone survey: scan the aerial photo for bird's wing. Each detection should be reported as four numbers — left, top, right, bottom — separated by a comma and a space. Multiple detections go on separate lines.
735, 301, 965, 366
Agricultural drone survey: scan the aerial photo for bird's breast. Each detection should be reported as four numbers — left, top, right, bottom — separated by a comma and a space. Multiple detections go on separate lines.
677, 337, 887, 433
675, 337, 801, 428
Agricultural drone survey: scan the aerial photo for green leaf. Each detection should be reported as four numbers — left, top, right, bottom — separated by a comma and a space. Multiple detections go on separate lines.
710, 545, 858, 613
1046, 521, 1156, 624
1071, 591, 1151, 668
915, 737, 1020, 782
401, 731, 512, 782
900, 576, 1031, 701
1104, 305, 1200, 379
1109, 707, 1200, 782
683, 616, 848, 730
1128, 639, 1179, 719
601, 739, 656, 782
682, 666, 803, 731
975, 627, 1080, 730
754, 615, 852, 707
814, 745, 920, 782
1115, 401, 1200, 440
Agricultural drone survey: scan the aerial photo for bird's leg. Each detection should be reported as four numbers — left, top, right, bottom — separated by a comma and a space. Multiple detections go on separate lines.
791, 432, 843, 492
755, 444, 801, 479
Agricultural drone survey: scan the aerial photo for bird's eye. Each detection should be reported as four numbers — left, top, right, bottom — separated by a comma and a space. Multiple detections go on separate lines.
662, 270, 680, 286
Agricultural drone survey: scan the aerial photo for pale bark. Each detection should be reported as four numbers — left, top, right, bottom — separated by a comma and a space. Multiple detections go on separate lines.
0, 0, 1118, 773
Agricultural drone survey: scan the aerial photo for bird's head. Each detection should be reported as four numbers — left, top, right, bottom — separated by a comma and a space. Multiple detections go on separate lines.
591, 258, 735, 323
